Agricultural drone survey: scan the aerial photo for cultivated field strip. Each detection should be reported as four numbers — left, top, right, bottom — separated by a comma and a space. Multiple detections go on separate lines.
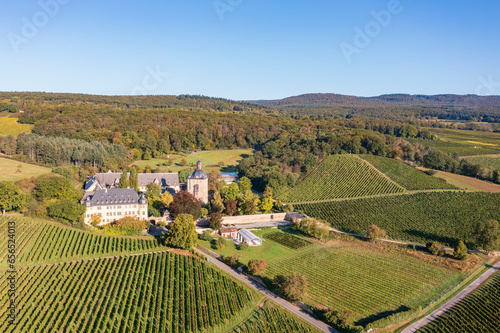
266, 246, 461, 319
296, 192, 500, 248
416, 272, 500, 333
0, 252, 256, 333
264, 231, 312, 250
0, 216, 164, 266
360, 155, 457, 190
279, 155, 405, 203
232, 301, 322, 333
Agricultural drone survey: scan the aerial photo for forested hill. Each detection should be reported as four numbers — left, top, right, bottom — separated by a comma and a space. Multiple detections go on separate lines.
0, 92, 274, 114
248, 93, 500, 122
251, 93, 500, 108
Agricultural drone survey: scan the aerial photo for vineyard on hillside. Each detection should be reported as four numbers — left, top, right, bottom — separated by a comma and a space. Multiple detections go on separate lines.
264, 231, 312, 250
417, 272, 500, 333
0, 252, 257, 333
360, 155, 457, 190
278, 155, 405, 203
296, 192, 500, 248
463, 155, 500, 170
266, 246, 461, 323
232, 301, 322, 333
0, 216, 164, 267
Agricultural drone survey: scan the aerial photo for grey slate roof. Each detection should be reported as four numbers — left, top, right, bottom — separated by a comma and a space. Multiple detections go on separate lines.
89, 171, 179, 188
87, 189, 141, 206
188, 160, 207, 180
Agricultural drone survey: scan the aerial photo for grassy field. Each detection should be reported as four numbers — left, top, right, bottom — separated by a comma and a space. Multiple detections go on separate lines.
296, 192, 500, 248
232, 300, 323, 333
463, 155, 500, 170
431, 169, 500, 192
0, 157, 51, 182
408, 138, 500, 156
0, 116, 33, 137
417, 271, 500, 333
265, 241, 463, 326
132, 149, 254, 173
0, 252, 259, 333
360, 155, 457, 191
278, 155, 405, 203
0, 216, 165, 268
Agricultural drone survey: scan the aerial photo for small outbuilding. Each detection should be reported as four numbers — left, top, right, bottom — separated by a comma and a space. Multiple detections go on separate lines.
237, 229, 262, 246
219, 227, 238, 238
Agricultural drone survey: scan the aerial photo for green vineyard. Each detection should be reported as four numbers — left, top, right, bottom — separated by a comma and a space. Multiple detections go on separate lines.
464, 155, 500, 170
360, 155, 457, 191
264, 231, 312, 250
278, 155, 405, 203
296, 192, 500, 248
232, 301, 322, 333
0, 252, 257, 333
266, 246, 462, 323
0, 216, 164, 267
417, 272, 500, 333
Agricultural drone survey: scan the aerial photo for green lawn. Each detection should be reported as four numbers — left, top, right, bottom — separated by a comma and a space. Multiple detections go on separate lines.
0, 157, 51, 182
132, 149, 254, 173
198, 228, 321, 266
0, 116, 33, 137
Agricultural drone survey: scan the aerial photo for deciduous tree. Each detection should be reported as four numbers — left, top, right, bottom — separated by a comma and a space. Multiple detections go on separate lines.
162, 214, 197, 249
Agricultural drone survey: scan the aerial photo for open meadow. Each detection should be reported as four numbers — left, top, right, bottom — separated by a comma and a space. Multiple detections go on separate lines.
132, 149, 254, 173
0, 116, 33, 137
0, 157, 52, 182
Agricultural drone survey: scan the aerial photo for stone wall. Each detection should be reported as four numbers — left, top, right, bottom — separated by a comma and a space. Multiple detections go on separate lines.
221, 213, 287, 225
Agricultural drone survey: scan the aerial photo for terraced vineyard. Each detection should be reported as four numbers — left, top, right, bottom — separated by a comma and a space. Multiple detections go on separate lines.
296, 192, 500, 248
0, 252, 257, 333
360, 155, 457, 190
266, 246, 461, 322
0, 216, 164, 267
264, 231, 312, 250
278, 155, 405, 203
417, 272, 500, 333
232, 301, 322, 333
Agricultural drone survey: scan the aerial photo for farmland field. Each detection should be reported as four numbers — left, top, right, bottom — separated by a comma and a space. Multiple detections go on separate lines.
0, 157, 51, 182
266, 244, 462, 324
264, 231, 312, 250
463, 155, 500, 170
360, 155, 457, 190
132, 149, 254, 173
408, 138, 499, 156
417, 272, 500, 333
232, 300, 322, 333
278, 155, 405, 203
296, 192, 500, 248
0, 216, 164, 267
0, 252, 258, 333
429, 128, 500, 149
0, 117, 33, 137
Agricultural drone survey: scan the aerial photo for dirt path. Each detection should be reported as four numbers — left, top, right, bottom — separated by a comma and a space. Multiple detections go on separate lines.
431, 169, 500, 192
401, 260, 500, 333
194, 248, 339, 333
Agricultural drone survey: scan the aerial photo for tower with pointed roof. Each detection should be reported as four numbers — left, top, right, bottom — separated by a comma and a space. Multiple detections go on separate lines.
187, 160, 209, 204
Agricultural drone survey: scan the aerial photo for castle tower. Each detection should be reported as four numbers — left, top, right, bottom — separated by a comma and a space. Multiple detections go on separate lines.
187, 160, 209, 204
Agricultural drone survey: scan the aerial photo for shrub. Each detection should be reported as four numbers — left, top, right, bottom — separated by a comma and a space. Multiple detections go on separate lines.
454, 240, 468, 260
248, 259, 267, 276
212, 237, 226, 250
157, 221, 167, 228
273, 273, 307, 301
427, 241, 445, 256
321, 309, 364, 333
102, 216, 147, 236
239, 242, 249, 251
223, 254, 241, 268
47, 199, 86, 223
199, 229, 213, 242
209, 212, 223, 230
368, 224, 387, 242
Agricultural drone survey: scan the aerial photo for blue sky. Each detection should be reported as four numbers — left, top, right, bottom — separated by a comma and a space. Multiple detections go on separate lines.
1, 0, 499, 100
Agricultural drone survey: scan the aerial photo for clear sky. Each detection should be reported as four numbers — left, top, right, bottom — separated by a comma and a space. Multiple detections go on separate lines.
1, 0, 499, 100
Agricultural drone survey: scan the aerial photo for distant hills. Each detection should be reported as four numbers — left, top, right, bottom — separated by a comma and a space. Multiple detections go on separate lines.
249, 93, 500, 109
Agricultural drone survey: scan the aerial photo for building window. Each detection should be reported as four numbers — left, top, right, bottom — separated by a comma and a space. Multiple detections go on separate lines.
194, 184, 199, 196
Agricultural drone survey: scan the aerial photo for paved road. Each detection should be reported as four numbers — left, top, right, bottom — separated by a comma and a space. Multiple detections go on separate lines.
402, 260, 500, 333
195, 248, 339, 333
